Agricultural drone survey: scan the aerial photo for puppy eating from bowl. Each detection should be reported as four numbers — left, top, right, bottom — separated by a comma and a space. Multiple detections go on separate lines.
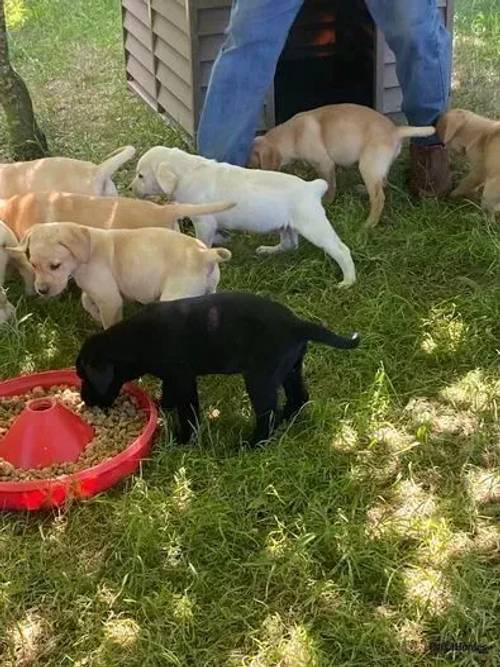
7, 222, 231, 329
76, 292, 360, 446
131, 146, 356, 288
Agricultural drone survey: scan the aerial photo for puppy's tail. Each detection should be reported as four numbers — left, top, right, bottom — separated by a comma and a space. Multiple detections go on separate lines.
207, 247, 232, 263
298, 320, 360, 349
96, 145, 136, 179
396, 126, 436, 140
167, 201, 236, 219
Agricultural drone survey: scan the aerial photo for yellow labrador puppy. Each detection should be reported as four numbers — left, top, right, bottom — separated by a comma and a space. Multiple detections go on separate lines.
436, 109, 500, 214
0, 191, 235, 238
0, 193, 234, 323
249, 103, 435, 227
0, 146, 135, 198
132, 147, 356, 287
7, 222, 231, 329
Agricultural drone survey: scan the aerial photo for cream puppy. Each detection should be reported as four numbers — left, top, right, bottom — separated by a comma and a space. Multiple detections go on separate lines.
131, 147, 356, 287
0, 191, 236, 238
7, 222, 231, 329
249, 104, 436, 227
436, 109, 500, 214
0, 145, 135, 199
0, 192, 234, 309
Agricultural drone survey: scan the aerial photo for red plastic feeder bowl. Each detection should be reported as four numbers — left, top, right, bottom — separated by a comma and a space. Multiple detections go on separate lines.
0, 369, 158, 511
0, 397, 95, 469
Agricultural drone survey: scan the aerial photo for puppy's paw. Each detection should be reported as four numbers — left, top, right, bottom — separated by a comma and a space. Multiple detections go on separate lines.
336, 278, 356, 289
256, 245, 281, 256
363, 218, 378, 230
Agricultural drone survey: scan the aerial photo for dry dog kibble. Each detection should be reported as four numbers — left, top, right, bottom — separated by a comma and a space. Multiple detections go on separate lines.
0, 385, 147, 481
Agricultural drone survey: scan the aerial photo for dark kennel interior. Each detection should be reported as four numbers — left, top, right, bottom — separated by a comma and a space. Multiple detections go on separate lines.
274, 0, 375, 124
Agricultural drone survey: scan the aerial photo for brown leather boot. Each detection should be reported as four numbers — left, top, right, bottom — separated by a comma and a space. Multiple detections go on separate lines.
408, 143, 453, 197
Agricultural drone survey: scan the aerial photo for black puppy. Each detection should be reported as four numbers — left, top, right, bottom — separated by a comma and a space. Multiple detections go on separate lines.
76, 292, 360, 446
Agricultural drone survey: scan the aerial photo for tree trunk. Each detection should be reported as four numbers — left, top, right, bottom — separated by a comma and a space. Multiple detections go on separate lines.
0, 0, 47, 160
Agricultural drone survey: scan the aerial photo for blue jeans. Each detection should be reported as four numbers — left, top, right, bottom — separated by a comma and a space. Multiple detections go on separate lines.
197, 0, 452, 165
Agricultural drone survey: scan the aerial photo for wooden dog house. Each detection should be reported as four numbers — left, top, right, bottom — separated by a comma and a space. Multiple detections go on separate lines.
121, 0, 454, 139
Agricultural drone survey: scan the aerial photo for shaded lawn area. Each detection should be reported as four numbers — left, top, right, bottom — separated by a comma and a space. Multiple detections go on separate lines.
0, 0, 499, 665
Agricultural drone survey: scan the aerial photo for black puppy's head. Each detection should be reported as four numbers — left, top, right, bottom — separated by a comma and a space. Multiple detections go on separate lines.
76, 337, 122, 408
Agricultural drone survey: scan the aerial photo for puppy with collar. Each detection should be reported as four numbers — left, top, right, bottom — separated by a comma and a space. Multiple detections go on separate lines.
7, 222, 231, 329
76, 292, 360, 446
249, 104, 436, 228
0, 145, 135, 199
131, 147, 356, 288
436, 109, 500, 214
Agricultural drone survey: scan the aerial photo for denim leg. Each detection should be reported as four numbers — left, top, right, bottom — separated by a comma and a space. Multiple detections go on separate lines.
197, 0, 304, 165
365, 0, 452, 143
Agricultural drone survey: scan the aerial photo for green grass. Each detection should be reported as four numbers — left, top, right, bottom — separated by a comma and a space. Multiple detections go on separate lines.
0, 1, 499, 665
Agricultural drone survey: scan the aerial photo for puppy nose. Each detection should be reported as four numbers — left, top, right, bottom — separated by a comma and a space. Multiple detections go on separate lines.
36, 286, 49, 296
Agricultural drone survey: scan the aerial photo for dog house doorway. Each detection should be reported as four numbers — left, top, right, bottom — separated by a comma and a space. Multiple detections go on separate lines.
274, 0, 375, 124
120, 0, 453, 139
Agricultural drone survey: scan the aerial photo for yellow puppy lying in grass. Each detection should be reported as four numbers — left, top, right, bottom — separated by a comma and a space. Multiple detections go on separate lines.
437, 109, 500, 215
7, 222, 231, 329
0, 146, 135, 198
250, 103, 435, 228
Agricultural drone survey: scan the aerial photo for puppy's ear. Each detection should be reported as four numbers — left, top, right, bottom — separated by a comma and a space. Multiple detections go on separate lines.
155, 163, 178, 195
59, 225, 91, 263
82, 359, 114, 395
250, 139, 281, 171
248, 137, 263, 168
436, 111, 466, 145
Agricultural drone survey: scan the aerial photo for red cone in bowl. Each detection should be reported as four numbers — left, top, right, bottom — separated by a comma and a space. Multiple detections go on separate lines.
0, 398, 94, 470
